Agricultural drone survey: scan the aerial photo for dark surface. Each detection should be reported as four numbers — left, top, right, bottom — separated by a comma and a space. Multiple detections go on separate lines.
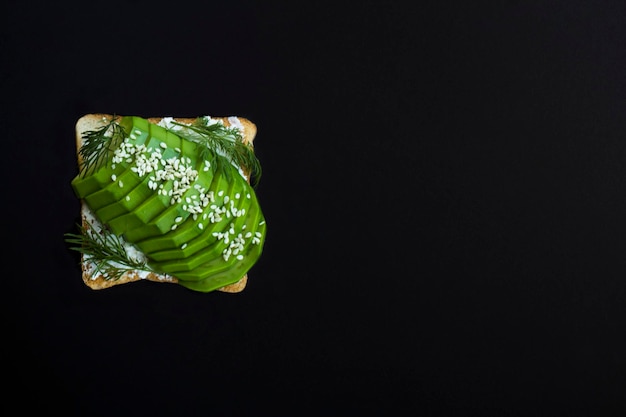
3, 1, 626, 415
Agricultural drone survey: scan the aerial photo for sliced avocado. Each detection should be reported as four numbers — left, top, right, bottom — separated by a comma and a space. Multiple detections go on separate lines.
136, 171, 246, 256
94, 180, 155, 225
149, 188, 260, 271
102, 129, 201, 236
154, 208, 265, 281
122, 160, 216, 243
71, 163, 126, 199
104, 183, 173, 234
119, 115, 151, 136
82, 167, 146, 211
75, 120, 152, 209
72, 119, 150, 199
150, 191, 252, 263
175, 222, 266, 292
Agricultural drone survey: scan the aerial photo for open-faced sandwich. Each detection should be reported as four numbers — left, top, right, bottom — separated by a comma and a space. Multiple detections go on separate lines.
65, 114, 266, 293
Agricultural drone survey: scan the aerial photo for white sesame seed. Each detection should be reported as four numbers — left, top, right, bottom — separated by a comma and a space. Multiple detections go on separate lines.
259, 220, 265, 225
126, 195, 130, 201
198, 223, 204, 230
175, 216, 183, 223
160, 142, 167, 149
171, 224, 178, 231
118, 180, 124, 188
111, 174, 117, 181
218, 190, 224, 197
245, 232, 252, 238
236, 255, 244, 260
246, 193, 251, 199
130, 133, 137, 140
235, 193, 240, 199
181, 243, 188, 249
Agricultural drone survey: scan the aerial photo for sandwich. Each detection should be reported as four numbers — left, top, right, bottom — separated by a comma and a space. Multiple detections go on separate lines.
65, 114, 266, 293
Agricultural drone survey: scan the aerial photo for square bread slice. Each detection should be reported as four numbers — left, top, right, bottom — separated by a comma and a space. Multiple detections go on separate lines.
73, 114, 258, 293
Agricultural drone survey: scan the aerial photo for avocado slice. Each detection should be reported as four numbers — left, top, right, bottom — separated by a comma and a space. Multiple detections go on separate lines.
121, 160, 218, 243
175, 222, 266, 292
99, 122, 202, 236
149, 188, 260, 271
136, 170, 247, 257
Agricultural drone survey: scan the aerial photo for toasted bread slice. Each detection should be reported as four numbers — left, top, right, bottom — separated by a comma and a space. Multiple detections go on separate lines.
74, 114, 258, 292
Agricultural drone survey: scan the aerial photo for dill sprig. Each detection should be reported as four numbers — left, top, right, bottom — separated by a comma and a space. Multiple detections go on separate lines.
78, 115, 127, 177
171, 117, 262, 187
64, 222, 150, 281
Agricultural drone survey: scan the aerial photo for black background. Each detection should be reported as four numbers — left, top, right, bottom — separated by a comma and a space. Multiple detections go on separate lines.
3, 1, 626, 415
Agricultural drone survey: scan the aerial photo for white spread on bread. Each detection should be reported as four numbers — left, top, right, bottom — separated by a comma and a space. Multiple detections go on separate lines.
81, 202, 171, 281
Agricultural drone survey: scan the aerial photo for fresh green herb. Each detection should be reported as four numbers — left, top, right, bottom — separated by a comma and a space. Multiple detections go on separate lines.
64, 222, 150, 281
78, 115, 126, 177
171, 117, 262, 187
